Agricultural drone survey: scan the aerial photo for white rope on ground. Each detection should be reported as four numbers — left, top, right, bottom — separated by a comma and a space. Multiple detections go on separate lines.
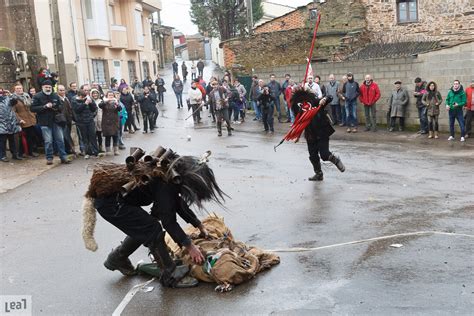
112, 277, 156, 316
266, 231, 474, 253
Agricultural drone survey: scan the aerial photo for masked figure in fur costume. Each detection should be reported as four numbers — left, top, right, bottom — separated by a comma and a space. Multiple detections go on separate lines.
82, 147, 226, 288
291, 89, 345, 181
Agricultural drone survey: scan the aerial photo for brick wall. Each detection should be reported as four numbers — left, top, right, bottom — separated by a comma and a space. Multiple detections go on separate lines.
254, 7, 307, 34
253, 41, 473, 132
362, 0, 474, 43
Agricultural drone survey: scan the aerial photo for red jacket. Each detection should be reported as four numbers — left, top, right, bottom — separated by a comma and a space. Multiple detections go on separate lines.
359, 81, 381, 106
285, 86, 294, 108
465, 86, 473, 110
197, 84, 206, 98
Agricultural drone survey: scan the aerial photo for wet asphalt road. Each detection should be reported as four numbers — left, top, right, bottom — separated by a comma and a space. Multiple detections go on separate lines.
1, 62, 473, 315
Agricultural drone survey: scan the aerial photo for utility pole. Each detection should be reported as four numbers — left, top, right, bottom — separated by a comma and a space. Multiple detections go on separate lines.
246, 0, 253, 35
50, 0, 67, 84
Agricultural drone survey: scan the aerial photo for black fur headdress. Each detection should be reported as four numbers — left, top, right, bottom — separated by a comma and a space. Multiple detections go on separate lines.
290, 89, 318, 116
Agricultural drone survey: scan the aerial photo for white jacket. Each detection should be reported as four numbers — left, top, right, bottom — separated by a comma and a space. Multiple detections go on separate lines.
304, 82, 322, 98
188, 87, 202, 105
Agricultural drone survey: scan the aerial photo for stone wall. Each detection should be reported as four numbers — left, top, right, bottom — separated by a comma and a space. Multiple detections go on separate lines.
187, 38, 206, 61
361, 0, 474, 43
252, 41, 473, 132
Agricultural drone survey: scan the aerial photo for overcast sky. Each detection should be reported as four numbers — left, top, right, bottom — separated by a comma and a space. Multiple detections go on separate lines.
161, 0, 311, 35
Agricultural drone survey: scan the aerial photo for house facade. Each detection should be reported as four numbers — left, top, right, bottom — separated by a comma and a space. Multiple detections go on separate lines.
34, 0, 162, 86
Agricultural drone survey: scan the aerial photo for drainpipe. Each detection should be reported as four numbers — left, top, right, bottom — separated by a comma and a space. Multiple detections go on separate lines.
79, 0, 92, 83
68, 0, 84, 84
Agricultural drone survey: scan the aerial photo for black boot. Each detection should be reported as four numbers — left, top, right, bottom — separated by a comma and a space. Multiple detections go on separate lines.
329, 154, 345, 172
148, 232, 197, 288
308, 172, 324, 181
104, 236, 141, 276
217, 122, 222, 136
308, 158, 323, 181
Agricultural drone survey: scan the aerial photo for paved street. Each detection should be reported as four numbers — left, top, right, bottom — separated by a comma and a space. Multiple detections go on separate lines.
1, 62, 473, 315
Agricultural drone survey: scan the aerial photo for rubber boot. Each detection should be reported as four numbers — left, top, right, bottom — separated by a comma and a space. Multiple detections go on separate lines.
104, 236, 142, 276
148, 232, 196, 288
329, 154, 345, 172
113, 146, 119, 156
428, 131, 433, 139
105, 147, 112, 156
227, 126, 232, 136
308, 158, 323, 181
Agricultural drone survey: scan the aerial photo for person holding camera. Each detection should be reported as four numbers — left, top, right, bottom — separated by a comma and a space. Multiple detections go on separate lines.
100, 91, 122, 155
72, 85, 100, 159
31, 80, 70, 165
0, 88, 22, 162
137, 86, 158, 133
257, 86, 276, 134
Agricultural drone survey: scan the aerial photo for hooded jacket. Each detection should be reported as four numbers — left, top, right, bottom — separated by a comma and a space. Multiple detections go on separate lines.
0, 96, 21, 134
445, 86, 466, 111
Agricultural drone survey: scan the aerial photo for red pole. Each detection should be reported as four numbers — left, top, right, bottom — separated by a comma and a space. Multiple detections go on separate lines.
303, 12, 321, 86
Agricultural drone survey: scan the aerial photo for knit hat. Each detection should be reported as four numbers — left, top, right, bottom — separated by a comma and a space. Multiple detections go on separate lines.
42, 79, 53, 86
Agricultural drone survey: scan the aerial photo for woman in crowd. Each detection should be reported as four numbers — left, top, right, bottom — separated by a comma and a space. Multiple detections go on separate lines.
422, 81, 442, 139
172, 75, 184, 109
257, 86, 276, 134
91, 89, 104, 152
118, 79, 128, 92
190, 61, 197, 80
11, 84, 39, 157
100, 91, 121, 156
0, 88, 22, 162
120, 87, 138, 133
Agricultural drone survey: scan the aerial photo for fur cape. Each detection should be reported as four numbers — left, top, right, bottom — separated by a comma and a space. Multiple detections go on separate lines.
82, 150, 227, 252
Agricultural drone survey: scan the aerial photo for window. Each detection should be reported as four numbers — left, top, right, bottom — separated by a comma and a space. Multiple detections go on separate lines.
108, 5, 115, 25
135, 10, 144, 46
142, 61, 150, 79
397, 0, 418, 23
128, 61, 137, 83
92, 59, 107, 85
84, 0, 93, 19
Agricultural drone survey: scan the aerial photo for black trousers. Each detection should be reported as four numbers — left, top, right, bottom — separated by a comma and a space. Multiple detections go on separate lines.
0, 133, 17, 159
142, 111, 154, 132
77, 122, 99, 155
307, 137, 330, 173
19, 126, 38, 156
94, 179, 189, 248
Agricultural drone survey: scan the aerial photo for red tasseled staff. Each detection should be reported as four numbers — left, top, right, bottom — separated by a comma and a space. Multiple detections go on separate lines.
274, 11, 323, 151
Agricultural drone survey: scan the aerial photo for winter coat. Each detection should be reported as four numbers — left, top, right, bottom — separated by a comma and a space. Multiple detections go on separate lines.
389, 88, 409, 118
422, 90, 442, 116
172, 62, 178, 72
257, 93, 275, 110
342, 79, 360, 101
324, 81, 340, 105
445, 87, 466, 112
67, 90, 77, 102
304, 82, 322, 98
267, 81, 281, 98
197, 61, 204, 70
120, 92, 134, 112
137, 93, 157, 112
305, 108, 334, 141
172, 79, 184, 94
188, 87, 202, 105
285, 86, 295, 107
359, 81, 381, 106
0, 96, 21, 134
235, 84, 247, 99
31, 91, 63, 127
59, 96, 75, 125
414, 82, 427, 108
249, 82, 259, 101
100, 100, 121, 137
155, 78, 166, 92
72, 97, 98, 125
181, 63, 188, 77
209, 87, 229, 110
465, 86, 473, 111
12, 93, 36, 128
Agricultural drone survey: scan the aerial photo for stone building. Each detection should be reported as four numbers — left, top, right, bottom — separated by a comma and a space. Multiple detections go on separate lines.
222, 0, 474, 73
0, 0, 46, 89
186, 34, 206, 61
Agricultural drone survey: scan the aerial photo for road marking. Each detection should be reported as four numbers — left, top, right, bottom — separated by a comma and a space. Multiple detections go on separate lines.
112, 277, 156, 316
267, 231, 474, 253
